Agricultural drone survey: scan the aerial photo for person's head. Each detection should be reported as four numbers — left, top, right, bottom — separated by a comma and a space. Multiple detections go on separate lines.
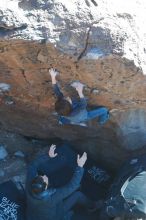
55, 98, 72, 116
31, 175, 49, 194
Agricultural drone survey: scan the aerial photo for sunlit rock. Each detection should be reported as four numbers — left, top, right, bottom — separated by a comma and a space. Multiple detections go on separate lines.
0, 0, 146, 169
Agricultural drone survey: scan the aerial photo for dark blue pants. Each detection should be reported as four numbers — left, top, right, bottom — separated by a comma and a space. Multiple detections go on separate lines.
72, 100, 109, 125
87, 107, 109, 124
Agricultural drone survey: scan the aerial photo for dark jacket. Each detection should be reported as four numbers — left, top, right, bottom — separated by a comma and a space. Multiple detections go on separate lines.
26, 154, 84, 220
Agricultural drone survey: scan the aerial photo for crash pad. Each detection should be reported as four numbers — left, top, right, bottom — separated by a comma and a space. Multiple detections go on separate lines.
0, 180, 25, 220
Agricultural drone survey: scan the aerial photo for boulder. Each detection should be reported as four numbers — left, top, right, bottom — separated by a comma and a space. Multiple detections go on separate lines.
0, 146, 8, 160
0, 0, 146, 170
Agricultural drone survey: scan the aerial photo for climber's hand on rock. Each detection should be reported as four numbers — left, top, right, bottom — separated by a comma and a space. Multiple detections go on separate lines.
49, 68, 59, 84
75, 83, 84, 92
71, 82, 84, 92
71, 82, 85, 98
49, 68, 59, 78
48, 144, 58, 158
77, 152, 87, 167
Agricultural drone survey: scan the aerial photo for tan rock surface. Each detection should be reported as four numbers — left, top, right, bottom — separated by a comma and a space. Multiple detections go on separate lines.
0, 40, 146, 170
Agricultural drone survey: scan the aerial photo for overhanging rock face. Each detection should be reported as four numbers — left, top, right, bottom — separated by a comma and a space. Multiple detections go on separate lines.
1, 0, 146, 72
0, 0, 146, 169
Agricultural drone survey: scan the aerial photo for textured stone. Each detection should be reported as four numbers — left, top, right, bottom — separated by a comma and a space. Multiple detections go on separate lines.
0, 0, 146, 73
12, 174, 26, 189
0, 0, 146, 170
0, 1, 27, 31
0, 146, 8, 160
0, 170, 5, 177
111, 109, 146, 150
0, 158, 26, 184
14, 151, 25, 158
0, 83, 11, 94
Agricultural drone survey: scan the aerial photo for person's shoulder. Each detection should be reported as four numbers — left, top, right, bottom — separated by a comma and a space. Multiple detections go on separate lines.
30, 188, 57, 200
